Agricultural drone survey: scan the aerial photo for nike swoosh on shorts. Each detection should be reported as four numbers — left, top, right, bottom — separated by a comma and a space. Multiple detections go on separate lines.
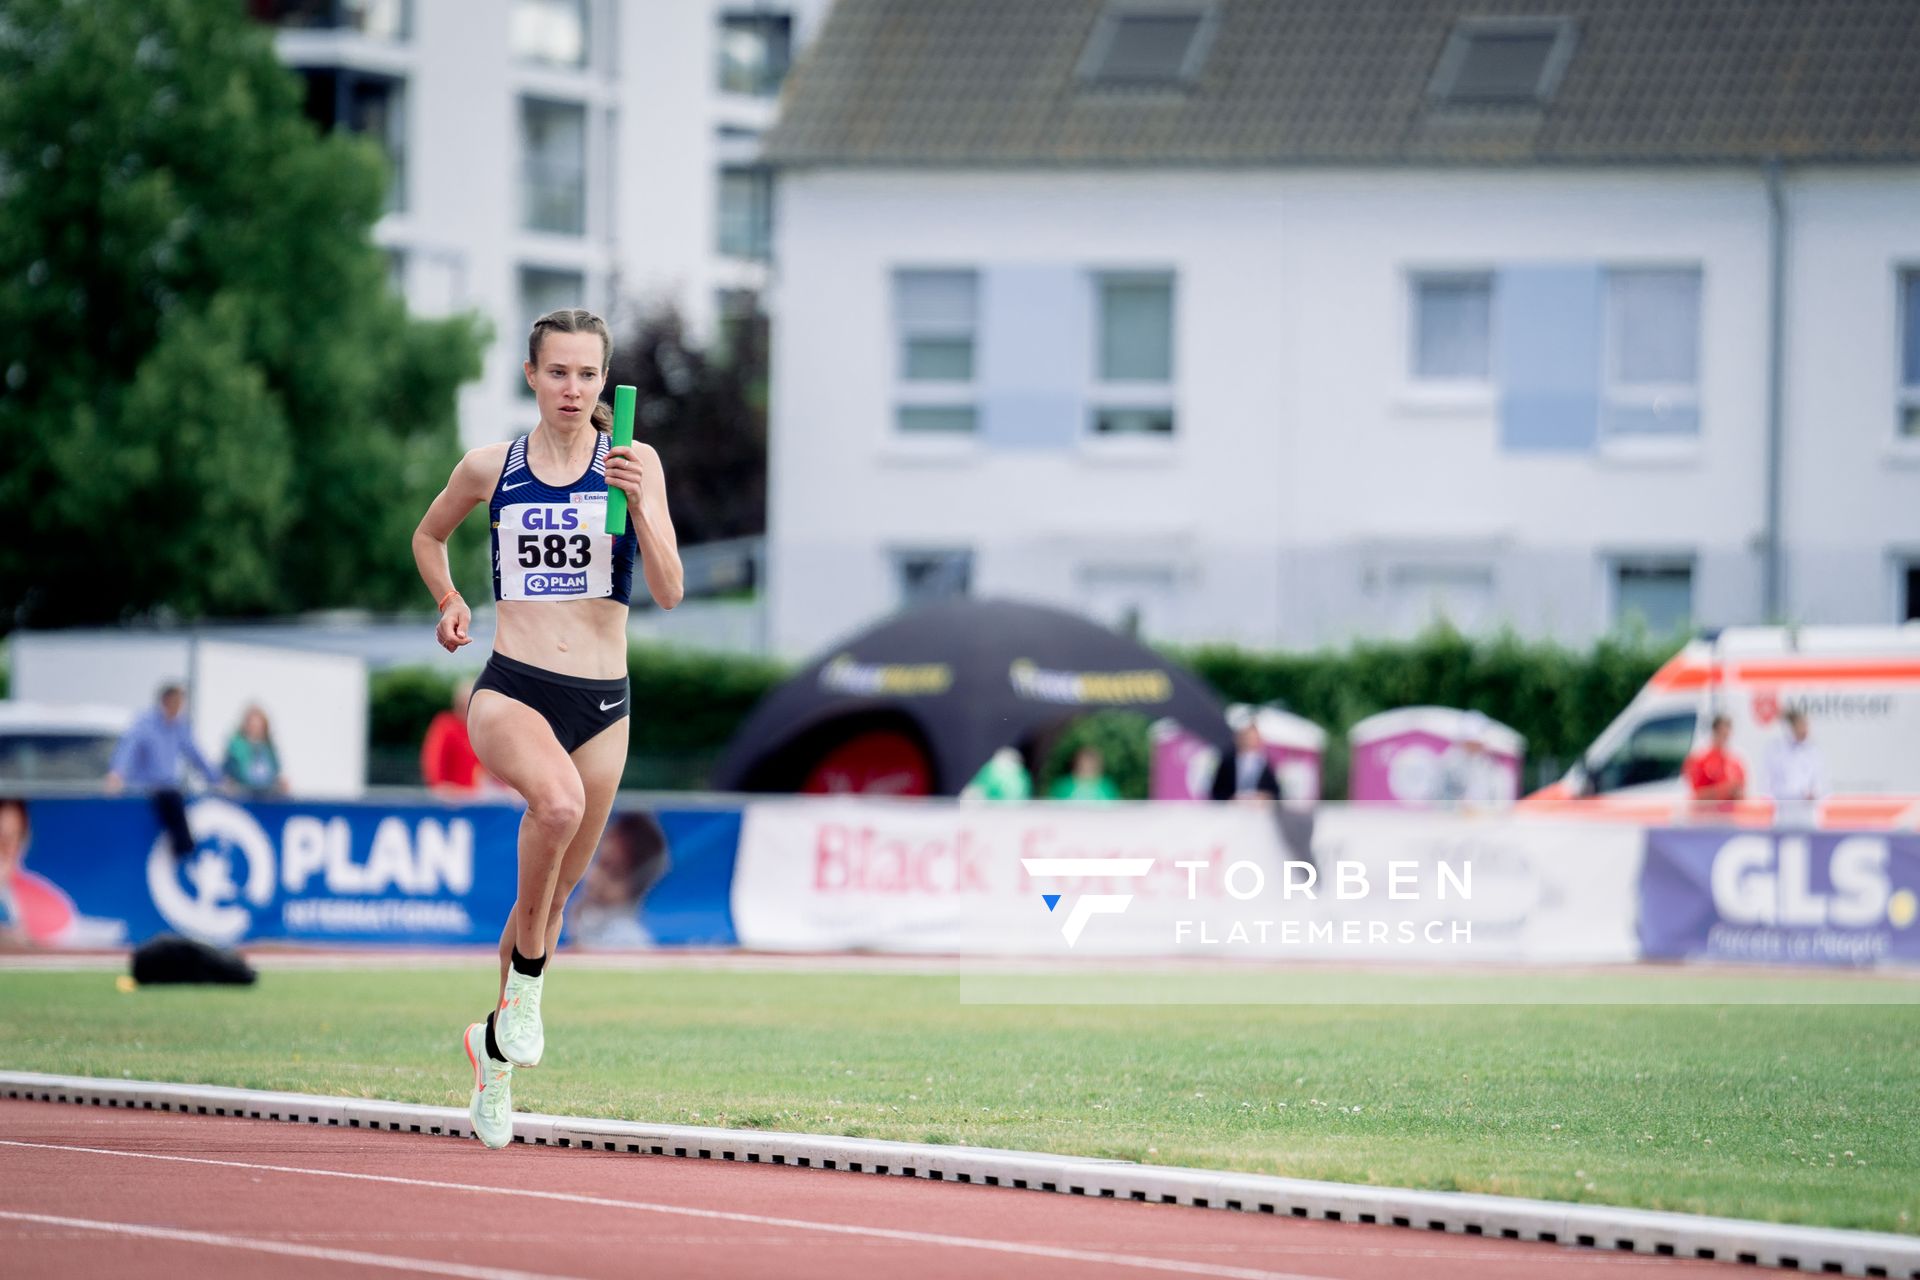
600, 697, 626, 711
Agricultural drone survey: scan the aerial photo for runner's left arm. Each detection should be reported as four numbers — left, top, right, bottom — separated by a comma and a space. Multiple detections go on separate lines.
608, 443, 684, 610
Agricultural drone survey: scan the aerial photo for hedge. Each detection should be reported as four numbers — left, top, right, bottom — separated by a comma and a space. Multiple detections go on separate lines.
1174, 626, 1676, 797
366, 628, 1677, 796
367, 646, 787, 790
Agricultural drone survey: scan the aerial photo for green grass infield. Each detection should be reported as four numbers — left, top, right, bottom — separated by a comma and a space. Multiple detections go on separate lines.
3, 963, 1918, 1235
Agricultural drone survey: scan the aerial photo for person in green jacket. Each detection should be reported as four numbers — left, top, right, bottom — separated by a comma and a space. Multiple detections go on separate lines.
1048, 746, 1119, 802
962, 747, 1032, 802
222, 705, 288, 796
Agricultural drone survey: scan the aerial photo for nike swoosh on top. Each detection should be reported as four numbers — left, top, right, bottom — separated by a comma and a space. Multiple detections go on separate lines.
600, 697, 626, 711
502, 480, 532, 490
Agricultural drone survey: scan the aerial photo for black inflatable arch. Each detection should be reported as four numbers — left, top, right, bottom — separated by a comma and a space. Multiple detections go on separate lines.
711, 598, 1232, 795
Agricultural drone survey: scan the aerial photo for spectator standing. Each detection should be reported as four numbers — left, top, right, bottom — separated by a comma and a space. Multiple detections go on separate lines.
105, 683, 221, 858
1764, 708, 1825, 827
961, 747, 1032, 802
1048, 746, 1120, 802
1210, 711, 1313, 868
223, 705, 289, 796
421, 679, 488, 795
1210, 716, 1282, 805
1684, 714, 1747, 811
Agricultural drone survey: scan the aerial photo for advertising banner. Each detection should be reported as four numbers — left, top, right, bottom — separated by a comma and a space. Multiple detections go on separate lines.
9, 795, 741, 948
1639, 827, 1920, 967
1309, 808, 1640, 962
731, 799, 1641, 961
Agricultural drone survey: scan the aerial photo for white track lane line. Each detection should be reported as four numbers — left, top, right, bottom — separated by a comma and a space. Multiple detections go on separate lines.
0, 1139, 1336, 1280
0, 1209, 583, 1280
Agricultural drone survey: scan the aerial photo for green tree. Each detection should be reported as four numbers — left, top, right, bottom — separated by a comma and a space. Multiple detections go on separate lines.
0, 0, 484, 629
603, 303, 767, 547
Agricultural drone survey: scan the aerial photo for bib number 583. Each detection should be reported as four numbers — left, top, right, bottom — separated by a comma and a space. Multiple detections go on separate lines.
517, 533, 591, 569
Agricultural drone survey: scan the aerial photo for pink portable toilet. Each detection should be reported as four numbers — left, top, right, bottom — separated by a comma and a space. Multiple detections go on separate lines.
1150, 707, 1326, 812
1149, 718, 1217, 801
1346, 707, 1524, 810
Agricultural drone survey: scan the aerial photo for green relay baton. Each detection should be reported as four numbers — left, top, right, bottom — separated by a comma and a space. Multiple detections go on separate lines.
606, 384, 637, 535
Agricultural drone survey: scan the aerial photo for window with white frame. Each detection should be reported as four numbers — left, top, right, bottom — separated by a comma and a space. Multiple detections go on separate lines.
1603, 268, 1701, 437
1612, 557, 1694, 636
718, 12, 792, 96
517, 266, 584, 396
1899, 268, 1920, 438
1092, 272, 1176, 436
1077, 561, 1183, 639
892, 270, 978, 435
1385, 563, 1495, 636
1409, 272, 1492, 382
894, 548, 972, 606
521, 98, 587, 235
717, 166, 773, 261
511, 0, 589, 68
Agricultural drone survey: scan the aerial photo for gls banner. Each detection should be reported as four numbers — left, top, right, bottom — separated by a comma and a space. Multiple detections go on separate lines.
1639, 828, 1920, 967
24, 795, 523, 946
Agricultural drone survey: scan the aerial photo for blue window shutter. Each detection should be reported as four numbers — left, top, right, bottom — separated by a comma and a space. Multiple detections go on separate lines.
980, 266, 1083, 449
1496, 264, 1602, 451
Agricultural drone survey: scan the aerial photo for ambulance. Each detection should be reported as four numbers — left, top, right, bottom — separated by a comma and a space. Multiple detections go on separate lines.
1518, 626, 1920, 828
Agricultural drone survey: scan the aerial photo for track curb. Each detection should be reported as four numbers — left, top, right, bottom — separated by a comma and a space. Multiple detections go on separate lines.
5, 1070, 1916, 1277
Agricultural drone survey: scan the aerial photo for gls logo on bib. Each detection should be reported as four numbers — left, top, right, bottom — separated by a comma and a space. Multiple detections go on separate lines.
498, 501, 613, 601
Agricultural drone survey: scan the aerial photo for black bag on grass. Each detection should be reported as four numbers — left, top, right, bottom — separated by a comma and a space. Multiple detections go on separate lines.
131, 935, 257, 986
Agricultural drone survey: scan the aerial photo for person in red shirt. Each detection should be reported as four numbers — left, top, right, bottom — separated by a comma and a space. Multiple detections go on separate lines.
421, 679, 488, 795
1683, 713, 1746, 807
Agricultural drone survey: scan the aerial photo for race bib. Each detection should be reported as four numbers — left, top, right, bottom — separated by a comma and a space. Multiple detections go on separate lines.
496, 500, 613, 601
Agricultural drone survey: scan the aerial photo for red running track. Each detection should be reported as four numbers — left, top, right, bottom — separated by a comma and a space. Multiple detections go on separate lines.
0, 1099, 1742, 1279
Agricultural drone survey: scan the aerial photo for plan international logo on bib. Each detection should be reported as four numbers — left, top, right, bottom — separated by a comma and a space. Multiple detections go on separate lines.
525, 571, 589, 596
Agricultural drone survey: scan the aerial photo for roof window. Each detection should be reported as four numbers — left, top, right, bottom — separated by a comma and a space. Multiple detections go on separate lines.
1430, 18, 1576, 105
1080, 6, 1217, 85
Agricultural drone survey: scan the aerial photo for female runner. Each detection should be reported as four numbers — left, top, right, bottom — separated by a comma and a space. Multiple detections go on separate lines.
412, 308, 683, 1147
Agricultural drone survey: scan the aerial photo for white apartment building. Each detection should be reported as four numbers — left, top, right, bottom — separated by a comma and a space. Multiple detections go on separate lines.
762, 0, 1920, 657
253, 0, 832, 448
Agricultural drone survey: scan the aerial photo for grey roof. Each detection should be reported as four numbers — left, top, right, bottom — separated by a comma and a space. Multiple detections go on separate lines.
764, 0, 1920, 168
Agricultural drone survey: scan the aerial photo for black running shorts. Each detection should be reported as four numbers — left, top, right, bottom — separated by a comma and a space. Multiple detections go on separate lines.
471, 652, 630, 752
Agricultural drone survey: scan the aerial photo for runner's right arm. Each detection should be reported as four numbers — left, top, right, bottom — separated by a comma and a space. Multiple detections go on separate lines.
413, 445, 507, 653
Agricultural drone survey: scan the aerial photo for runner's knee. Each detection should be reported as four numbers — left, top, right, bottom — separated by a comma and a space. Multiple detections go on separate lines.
526, 783, 585, 840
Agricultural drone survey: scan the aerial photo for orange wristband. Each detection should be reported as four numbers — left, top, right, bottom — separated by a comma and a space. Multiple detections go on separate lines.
437, 588, 460, 612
